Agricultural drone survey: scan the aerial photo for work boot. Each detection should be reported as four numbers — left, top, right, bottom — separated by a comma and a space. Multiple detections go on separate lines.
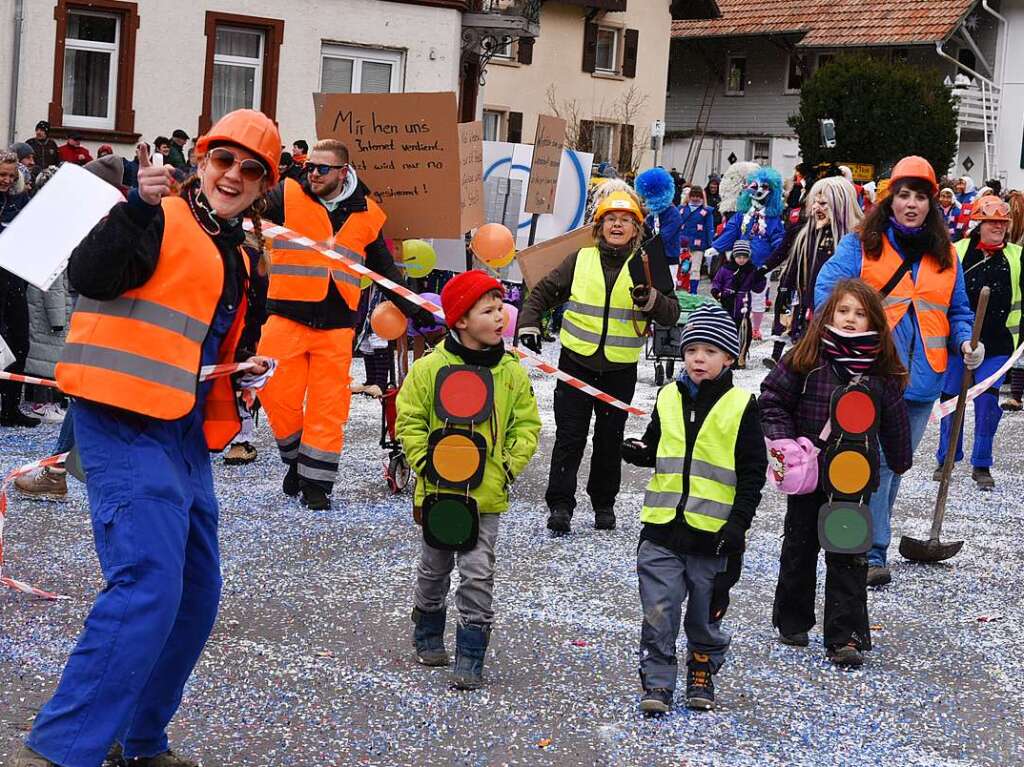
299, 482, 331, 510
639, 687, 673, 715
11, 744, 56, 766
827, 641, 864, 668
1001, 398, 1023, 412
593, 507, 616, 530
451, 622, 490, 690
14, 466, 68, 500
224, 441, 257, 465
546, 507, 571, 535
866, 565, 891, 588
778, 630, 809, 647
411, 607, 449, 666
685, 652, 715, 711
972, 466, 995, 491
932, 465, 945, 482
124, 750, 199, 766
282, 463, 299, 496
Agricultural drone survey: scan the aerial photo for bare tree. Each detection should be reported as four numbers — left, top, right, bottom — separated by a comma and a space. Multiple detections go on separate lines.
612, 84, 651, 177
545, 85, 585, 150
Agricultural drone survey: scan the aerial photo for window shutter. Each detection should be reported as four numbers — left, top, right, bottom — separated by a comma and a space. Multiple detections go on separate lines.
622, 29, 639, 78
618, 123, 635, 173
582, 22, 598, 73
517, 37, 534, 65
508, 111, 524, 143
579, 119, 594, 152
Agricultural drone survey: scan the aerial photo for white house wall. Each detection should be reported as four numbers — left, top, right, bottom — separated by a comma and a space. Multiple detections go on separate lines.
4, 0, 462, 153
994, 1, 1024, 190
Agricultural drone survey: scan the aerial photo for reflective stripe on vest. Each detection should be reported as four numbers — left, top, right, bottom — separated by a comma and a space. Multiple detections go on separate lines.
559, 247, 645, 363
267, 178, 386, 309
955, 238, 1022, 346
641, 384, 750, 531
56, 195, 246, 450
861, 236, 956, 373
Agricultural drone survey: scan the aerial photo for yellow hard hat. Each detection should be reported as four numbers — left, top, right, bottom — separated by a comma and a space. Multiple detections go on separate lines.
594, 191, 644, 223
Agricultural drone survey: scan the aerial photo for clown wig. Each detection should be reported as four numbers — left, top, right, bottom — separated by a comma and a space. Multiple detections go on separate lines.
787, 176, 863, 293
718, 161, 760, 215
737, 166, 784, 218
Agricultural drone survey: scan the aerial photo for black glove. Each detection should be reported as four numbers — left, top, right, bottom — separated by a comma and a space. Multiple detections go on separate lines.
621, 438, 653, 467
755, 266, 768, 279
714, 520, 747, 556
631, 284, 652, 307
411, 307, 438, 329
518, 327, 542, 354
709, 554, 743, 622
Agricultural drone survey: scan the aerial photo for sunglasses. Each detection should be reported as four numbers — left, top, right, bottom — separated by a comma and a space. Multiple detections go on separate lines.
304, 161, 347, 176
207, 147, 267, 182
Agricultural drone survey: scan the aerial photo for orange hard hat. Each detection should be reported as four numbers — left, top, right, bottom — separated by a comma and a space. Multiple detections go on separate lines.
971, 194, 1011, 222
594, 191, 644, 223
196, 109, 282, 184
889, 155, 938, 195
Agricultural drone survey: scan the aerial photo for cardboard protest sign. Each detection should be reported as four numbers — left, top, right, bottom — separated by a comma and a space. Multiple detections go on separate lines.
515, 226, 592, 289
525, 115, 566, 215
313, 91, 465, 239
458, 121, 485, 233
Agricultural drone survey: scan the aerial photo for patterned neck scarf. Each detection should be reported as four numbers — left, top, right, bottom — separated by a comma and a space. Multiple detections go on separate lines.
822, 325, 880, 378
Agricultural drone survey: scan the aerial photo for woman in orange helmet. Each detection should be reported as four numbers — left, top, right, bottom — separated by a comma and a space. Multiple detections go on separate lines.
16, 110, 280, 767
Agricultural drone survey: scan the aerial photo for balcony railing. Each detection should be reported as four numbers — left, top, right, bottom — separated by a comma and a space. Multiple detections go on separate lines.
953, 81, 1000, 133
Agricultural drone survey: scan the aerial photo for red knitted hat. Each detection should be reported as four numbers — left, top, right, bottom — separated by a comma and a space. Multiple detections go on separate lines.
441, 269, 504, 327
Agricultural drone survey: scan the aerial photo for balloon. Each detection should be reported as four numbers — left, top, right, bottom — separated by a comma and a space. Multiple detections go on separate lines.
401, 239, 437, 278
370, 301, 407, 340
471, 223, 516, 266
501, 303, 518, 339
409, 292, 444, 335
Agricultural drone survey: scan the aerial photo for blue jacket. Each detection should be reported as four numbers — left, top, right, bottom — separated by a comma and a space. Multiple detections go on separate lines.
942, 204, 962, 241
711, 210, 785, 267
677, 204, 716, 251
648, 206, 683, 266
814, 230, 974, 403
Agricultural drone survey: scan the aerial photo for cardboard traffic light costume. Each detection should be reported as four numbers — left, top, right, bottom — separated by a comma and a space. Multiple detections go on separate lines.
817, 381, 880, 555
421, 365, 495, 552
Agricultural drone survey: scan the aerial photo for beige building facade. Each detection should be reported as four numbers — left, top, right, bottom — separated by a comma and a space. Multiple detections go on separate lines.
479, 0, 671, 174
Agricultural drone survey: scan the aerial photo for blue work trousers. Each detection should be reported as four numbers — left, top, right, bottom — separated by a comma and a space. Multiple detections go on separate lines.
27, 400, 222, 767
937, 354, 1009, 469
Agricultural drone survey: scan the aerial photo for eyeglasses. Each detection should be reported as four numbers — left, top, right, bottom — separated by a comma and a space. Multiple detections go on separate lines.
207, 147, 268, 182
304, 162, 347, 176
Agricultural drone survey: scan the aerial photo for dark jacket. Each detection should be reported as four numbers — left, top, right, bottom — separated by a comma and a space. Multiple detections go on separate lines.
27, 137, 59, 169
1, 190, 30, 233
519, 243, 681, 373
262, 178, 419, 330
166, 143, 187, 170
710, 259, 767, 322
626, 371, 766, 557
960, 233, 1016, 357
758, 354, 913, 476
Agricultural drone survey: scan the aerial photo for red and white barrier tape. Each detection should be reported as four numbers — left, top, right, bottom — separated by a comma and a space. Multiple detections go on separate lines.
248, 221, 649, 418
0, 371, 60, 389
0, 361, 261, 601
929, 343, 1024, 423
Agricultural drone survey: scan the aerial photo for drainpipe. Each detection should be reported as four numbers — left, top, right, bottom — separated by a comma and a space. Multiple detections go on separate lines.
8, 0, 24, 146
935, 40, 995, 85
980, 0, 1009, 85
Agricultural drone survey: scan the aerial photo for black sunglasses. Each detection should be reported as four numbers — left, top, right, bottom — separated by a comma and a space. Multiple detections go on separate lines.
304, 162, 347, 176
207, 147, 268, 182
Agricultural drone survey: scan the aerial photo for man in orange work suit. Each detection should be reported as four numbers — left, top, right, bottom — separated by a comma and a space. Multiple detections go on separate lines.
259, 138, 427, 509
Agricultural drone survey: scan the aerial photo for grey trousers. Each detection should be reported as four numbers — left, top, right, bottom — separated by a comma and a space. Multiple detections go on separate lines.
637, 540, 731, 691
414, 512, 500, 627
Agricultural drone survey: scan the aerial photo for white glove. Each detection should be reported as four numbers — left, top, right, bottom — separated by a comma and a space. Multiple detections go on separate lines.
704, 247, 719, 262
962, 341, 985, 371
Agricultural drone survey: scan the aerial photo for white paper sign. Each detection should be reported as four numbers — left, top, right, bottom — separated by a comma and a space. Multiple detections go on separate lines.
0, 164, 125, 291
0, 332, 14, 371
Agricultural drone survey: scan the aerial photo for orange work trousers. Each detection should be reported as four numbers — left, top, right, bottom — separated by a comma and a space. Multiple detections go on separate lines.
257, 315, 354, 489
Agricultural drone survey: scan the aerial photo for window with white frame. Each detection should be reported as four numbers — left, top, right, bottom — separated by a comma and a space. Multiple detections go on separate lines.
748, 139, 770, 166
726, 56, 746, 95
482, 110, 505, 142
62, 10, 120, 129
595, 27, 619, 73
591, 123, 615, 164
492, 35, 514, 61
321, 44, 404, 94
212, 27, 264, 123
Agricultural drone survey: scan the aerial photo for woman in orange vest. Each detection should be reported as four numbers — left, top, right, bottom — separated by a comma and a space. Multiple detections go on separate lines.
814, 156, 977, 589
15, 110, 280, 767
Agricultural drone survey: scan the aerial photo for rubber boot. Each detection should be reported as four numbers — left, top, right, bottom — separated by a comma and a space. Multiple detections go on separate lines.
282, 462, 299, 496
411, 607, 449, 666
451, 623, 490, 690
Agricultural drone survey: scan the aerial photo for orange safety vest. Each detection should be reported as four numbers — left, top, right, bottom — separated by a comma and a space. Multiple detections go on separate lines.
861, 235, 957, 373
56, 196, 248, 451
266, 178, 386, 310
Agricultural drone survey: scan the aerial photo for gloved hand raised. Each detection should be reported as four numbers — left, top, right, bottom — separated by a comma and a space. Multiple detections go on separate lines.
518, 326, 542, 354
962, 340, 985, 371
631, 284, 652, 307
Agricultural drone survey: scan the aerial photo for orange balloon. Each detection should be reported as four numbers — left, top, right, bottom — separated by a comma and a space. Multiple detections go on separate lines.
370, 301, 406, 340
471, 223, 516, 266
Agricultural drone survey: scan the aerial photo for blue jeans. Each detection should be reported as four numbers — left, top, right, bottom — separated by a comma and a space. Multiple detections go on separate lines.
868, 399, 933, 567
937, 354, 1009, 469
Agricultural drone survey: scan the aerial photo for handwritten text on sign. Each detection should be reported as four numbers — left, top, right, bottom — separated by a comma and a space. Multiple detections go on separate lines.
313, 92, 464, 239
525, 114, 567, 215
458, 121, 485, 233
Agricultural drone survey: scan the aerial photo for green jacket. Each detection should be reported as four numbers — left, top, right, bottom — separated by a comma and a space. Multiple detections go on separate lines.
396, 343, 541, 513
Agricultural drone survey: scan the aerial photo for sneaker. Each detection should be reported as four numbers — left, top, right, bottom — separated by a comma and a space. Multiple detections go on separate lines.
685, 652, 715, 711
30, 403, 64, 423
1001, 398, 1023, 412
224, 442, 257, 465
639, 687, 673, 715
778, 631, 809, 647
14, 467, 68, 500
11, 744, 56, 766
827, 642, 864, 668
282, 464, 299, 497
547, 507, 571, 535
411, 607, 449, 667
866, 565, 891, 588
300, 482, 331, 510
932, 465, 945, 482
123, 750, 199, 767
972, 466, 995, 491
593, 508, 616, 530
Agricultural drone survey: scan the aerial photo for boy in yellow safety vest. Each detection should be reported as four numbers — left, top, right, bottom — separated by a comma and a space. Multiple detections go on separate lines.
622, 303, 766, 714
